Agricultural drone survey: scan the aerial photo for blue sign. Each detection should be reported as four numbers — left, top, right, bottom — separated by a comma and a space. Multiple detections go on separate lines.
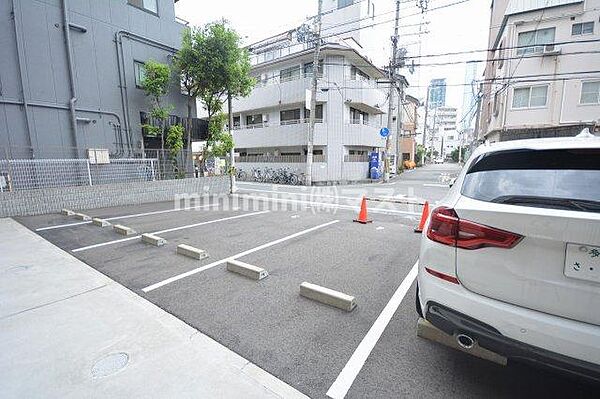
380, 127, 390, 138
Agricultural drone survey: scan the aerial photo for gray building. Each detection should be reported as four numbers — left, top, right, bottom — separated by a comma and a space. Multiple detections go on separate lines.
0, 0, 196, 159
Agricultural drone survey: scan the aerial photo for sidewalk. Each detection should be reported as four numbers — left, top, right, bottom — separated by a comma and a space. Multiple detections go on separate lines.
0, 218, 308, 399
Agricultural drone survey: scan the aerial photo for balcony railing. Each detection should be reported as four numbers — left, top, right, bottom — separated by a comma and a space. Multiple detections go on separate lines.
255, 72, 323, 88
232, 119, 323, 130
236, 154, 327, 163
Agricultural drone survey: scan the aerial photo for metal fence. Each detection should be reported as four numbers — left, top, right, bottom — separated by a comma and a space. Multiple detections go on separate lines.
0, 158, 158, 192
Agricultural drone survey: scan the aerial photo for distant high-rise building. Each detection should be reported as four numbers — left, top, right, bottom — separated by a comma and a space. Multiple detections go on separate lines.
460, 62, 478, 132
429, 78, 446, 108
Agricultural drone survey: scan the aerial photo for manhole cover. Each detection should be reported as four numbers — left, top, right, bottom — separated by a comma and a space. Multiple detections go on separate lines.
91, 352, 129, 378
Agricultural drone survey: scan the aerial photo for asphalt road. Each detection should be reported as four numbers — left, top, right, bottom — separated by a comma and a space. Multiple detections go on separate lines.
15, 164, 599, 398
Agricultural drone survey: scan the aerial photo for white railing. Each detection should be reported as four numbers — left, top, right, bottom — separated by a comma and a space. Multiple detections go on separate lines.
233, 119, 323, 130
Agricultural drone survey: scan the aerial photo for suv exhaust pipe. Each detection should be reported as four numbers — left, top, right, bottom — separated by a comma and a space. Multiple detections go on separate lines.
456, 333, 475, 349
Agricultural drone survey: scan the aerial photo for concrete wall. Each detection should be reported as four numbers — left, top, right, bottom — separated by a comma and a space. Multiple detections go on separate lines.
0, 0, 191, 159
0, 176, 229, 217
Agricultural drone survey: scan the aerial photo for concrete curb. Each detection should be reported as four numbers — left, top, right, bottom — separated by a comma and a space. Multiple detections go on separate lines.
113, 224, 136, 236
61, 209, 74, 216
92, 218, 111, 227
226, 260, 268, 280
176, 244, 209, 260
141, 233, 167, 247
300, 282, 356, 312
73, 213, 91, 221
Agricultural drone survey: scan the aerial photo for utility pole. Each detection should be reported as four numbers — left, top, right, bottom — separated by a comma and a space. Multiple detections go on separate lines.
305, 0, 323, 186
422, 84, 430, 165
384, 0, 401, 182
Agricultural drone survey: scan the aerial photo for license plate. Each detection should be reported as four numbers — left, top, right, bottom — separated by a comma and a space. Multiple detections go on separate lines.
564, 243, 600, 283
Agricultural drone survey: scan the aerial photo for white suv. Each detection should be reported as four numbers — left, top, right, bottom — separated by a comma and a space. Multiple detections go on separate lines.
416, 134, 600, 381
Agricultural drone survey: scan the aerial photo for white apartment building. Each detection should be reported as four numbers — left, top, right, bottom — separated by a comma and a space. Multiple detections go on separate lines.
430, 106, 459, 158
231, 0, 405, 183
479, 0, 600, 142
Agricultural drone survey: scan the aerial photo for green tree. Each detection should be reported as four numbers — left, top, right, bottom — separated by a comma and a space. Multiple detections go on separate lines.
175, 21, 254, 176
141, 60, 172, 153
450, 146, 468, 163
206, 113, 233, 158
166, 124, 185, 178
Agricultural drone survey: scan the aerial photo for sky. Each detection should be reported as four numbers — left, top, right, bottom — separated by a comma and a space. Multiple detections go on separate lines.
174, 0, 492, 126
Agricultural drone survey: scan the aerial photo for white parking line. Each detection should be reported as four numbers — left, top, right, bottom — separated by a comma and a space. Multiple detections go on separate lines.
36, 204, 218, 232
238, 187, 424, 205
234, 194, 421, 217
423, 183, 449, 188
71, 210, 270, 253
326, 261, 419, 399
142, 219, 340, 293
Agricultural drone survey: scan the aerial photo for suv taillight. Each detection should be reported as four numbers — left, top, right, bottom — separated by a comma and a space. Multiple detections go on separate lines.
426, 206, 523, 250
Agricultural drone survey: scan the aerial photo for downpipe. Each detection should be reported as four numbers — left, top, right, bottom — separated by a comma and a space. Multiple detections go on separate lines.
61, 0, 79, 155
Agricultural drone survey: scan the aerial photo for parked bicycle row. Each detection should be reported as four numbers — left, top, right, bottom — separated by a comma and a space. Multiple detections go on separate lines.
237, 167, 305, 185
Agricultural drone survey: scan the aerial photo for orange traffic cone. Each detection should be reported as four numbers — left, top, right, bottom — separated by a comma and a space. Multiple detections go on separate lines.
414, 201, 430, 233
354, 197, 372, 224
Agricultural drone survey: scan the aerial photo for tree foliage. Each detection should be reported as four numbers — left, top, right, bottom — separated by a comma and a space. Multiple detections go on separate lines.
206, 113, 233, 157
174, 22, 255, 130
140, 60, 172, 147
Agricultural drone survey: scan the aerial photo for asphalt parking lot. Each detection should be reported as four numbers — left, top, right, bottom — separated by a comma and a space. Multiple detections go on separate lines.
15, 165, 599, 398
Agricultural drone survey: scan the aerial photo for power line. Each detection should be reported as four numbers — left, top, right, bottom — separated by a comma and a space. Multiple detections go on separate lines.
250, 0, 470, 56
409, 49, 600, 67
402, 37, 600, 59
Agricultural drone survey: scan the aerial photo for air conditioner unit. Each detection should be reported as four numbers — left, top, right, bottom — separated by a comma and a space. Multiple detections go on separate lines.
263, 114, 269, 122
542, 45, 560, 55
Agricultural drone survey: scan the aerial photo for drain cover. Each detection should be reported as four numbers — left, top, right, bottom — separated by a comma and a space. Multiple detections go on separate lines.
91, 352, 129, 378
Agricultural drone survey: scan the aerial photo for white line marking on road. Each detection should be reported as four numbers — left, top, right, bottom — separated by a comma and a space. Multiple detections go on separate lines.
423, 183, 449, 188
326, 261, 419, 399
238, 187, 424, 205
36, 204, 217, 232
36, 221, 91, 231
142, 219, 339, 293
71, 210, 270, 253
234, 194, 421, 217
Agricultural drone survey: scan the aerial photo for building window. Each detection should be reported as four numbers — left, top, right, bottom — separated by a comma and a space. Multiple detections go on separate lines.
572, 22, 594, 36
280, 108, 301, 124
304, 104, 323, 120
581, 81, 600, 104
127, 0, 158, 14
338, 0, 354, 9
303, 60, 323, 76
280, 65, 301, 82
402, 153, 411, 161
246, 114, 263, 126
516, 27, 555, 55
512, 85, 548, 108
134, 61, 146, 88
349, 149, 366, 156
350, 107, 369, 124
233, 116, 240, 128
350, 66, 369, 81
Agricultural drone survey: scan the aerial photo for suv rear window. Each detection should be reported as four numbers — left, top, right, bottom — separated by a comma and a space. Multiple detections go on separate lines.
462, 148, 600, 213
